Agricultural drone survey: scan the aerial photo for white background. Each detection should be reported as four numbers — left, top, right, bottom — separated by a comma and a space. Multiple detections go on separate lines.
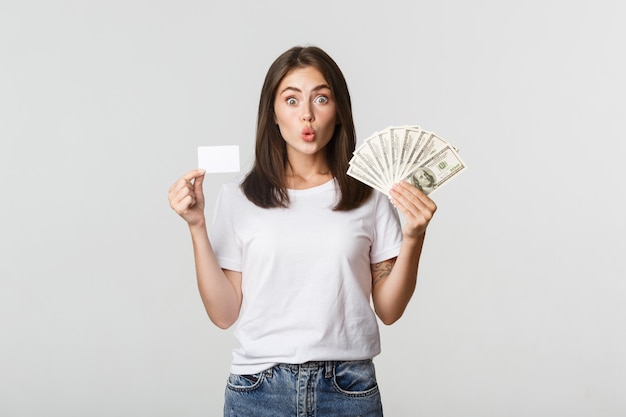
1, 1, 625, 416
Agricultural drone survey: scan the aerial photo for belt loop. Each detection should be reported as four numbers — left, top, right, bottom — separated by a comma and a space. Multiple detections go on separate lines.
324, 361, 334, 378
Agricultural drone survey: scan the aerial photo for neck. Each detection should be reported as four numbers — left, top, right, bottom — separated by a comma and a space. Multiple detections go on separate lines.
285, 157, 332, 190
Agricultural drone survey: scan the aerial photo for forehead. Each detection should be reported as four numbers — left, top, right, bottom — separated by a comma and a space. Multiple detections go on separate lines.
277, 66, 329, 90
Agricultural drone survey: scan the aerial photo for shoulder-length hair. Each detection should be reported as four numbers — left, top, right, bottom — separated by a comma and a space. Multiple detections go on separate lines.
241, 45, 372, 211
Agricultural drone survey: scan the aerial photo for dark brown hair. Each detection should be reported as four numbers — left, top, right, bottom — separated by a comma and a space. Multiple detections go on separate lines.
241, 45, 372, 210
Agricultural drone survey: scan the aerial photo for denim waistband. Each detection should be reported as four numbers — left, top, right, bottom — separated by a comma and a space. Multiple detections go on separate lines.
277, 361, 335, 375
275, 359, 373, 378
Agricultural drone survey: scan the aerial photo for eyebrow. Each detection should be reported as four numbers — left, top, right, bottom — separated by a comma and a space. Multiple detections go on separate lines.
278, 84, 331, 96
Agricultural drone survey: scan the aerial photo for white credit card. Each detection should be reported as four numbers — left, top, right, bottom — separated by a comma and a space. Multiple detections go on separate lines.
197, 145, 240, 173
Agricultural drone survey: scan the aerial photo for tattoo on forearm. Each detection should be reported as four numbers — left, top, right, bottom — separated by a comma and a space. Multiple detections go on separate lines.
372, 258, 396, 285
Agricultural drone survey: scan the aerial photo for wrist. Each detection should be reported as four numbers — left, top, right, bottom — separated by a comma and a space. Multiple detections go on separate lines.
402, 230, 426, 245
188, 218, 207, 231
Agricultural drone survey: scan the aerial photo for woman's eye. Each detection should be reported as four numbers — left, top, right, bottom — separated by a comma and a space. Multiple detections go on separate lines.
315, 95, 329, 104
286, 97, 298, 105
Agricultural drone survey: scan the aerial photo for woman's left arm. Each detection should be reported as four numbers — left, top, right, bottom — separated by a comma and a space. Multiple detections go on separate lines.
371, 181, 437, 325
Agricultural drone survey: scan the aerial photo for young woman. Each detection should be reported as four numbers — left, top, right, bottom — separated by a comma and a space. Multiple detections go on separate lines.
168, 45, 436, 416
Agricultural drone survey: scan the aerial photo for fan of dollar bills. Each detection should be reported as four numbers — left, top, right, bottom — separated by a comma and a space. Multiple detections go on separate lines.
347, 125, 466, 196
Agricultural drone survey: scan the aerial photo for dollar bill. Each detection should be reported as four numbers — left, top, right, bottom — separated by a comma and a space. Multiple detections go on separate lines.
404, 144, 466, 195
347, 156, 388, 194
395, 127, 431, 181
348, 124, 467, 196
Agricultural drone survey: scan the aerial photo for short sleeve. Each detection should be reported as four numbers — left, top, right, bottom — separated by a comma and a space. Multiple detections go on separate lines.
369, 191, 403, 264
209, 184, 242, 272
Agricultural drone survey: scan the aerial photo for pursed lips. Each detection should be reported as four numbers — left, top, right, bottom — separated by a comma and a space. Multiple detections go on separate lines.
301, 126, 315, 142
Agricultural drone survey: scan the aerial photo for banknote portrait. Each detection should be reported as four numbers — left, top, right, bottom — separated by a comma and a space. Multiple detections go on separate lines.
410, 167, 436, 194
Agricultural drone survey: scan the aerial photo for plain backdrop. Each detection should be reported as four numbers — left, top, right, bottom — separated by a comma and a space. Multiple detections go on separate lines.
1, 1, 625, 416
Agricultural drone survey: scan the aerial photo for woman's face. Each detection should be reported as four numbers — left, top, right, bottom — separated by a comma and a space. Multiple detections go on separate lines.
273, 66, 337, 161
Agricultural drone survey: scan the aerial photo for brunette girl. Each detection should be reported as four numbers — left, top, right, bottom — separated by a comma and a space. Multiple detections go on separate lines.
168, 45, 436, 416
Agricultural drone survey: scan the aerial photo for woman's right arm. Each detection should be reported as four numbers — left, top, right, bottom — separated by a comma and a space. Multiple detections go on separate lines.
168, 169, 242, 329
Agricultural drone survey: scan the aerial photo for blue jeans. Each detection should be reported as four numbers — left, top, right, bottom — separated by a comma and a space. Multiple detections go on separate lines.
224, 360, 383, 416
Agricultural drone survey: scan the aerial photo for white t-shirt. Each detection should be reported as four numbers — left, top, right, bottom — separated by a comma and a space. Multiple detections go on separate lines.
210, 177, 403, 375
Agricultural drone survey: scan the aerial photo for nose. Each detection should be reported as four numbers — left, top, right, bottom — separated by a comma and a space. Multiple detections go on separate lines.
302, 103, 314, 122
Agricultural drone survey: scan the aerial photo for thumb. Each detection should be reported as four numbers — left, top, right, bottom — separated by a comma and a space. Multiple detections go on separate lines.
194, 171, 206, 194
